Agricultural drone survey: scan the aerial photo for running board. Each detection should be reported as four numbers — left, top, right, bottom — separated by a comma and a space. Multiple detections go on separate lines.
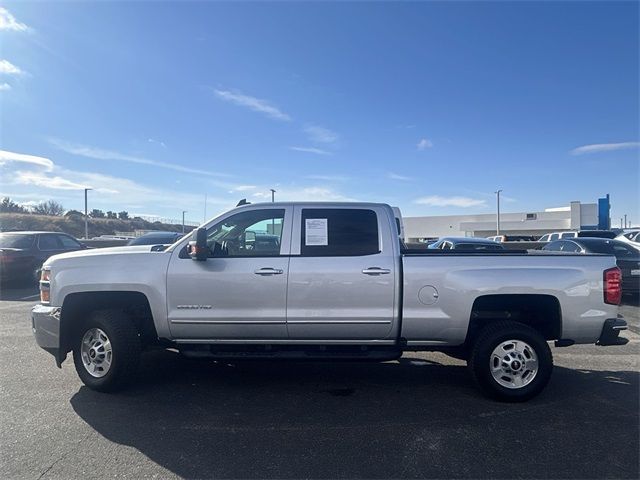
179, 344, 402, 361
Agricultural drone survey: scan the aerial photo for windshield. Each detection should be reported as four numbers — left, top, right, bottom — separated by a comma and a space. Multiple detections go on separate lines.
0, 234, 35, 249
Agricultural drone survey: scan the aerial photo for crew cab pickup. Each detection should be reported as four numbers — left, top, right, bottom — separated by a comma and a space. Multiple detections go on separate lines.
31, 202, 628, 401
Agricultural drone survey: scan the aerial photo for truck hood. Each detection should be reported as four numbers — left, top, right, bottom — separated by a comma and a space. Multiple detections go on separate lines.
45, 244, 165, 263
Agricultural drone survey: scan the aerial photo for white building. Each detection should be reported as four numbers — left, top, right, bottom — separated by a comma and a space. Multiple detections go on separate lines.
404, 200, 603, 241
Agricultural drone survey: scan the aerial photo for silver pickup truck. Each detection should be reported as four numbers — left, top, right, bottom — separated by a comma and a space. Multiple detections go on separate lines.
31, 202, 628, 401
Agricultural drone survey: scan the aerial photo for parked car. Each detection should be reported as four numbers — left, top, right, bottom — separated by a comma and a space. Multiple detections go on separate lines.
429, 237, 505, 250
576, 230, 619, 239
539, 230, 618, 243
32, 202, 627, 401
0, 231, 86, 284
127, 231, 184, 246
542, 238, 639, 295
487, 235, 537, 243
616, 230, 640, 251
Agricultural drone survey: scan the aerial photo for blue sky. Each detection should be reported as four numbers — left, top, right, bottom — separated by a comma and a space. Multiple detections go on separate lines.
1, 1, 638, 224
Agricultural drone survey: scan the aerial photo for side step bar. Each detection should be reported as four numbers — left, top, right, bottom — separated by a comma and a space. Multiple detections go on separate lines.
180, 344, 402, 361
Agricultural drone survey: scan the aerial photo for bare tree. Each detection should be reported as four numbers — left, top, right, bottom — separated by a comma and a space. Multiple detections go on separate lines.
32, 200, 65, 216
0, 197, 28, 213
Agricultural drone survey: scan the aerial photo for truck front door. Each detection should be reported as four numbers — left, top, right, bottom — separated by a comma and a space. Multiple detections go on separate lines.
166, 206, 292, 340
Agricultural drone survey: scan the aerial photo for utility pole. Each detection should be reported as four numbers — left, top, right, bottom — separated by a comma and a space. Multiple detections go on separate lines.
84, 188, 92, 240
204, 194, 207, 223
270, 189, 276, 234
620, 218, 623, 229
624, 214, 627, 229
182, 211, 187, 234
495, 189, 502, 236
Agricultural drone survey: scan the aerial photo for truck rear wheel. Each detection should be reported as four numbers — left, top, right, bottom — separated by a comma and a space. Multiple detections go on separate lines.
72, 309, 141, 392
469, 321, 552, 402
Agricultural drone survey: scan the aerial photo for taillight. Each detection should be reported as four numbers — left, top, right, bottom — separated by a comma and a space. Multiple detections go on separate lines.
603, 267, 622, 305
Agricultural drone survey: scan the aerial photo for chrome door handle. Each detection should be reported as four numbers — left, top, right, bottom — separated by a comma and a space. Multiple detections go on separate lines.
254, 268, 283, 275
362, 267, 391, 275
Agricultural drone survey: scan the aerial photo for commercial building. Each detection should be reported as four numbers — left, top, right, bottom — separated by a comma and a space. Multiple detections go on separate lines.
403, 195, 611, 241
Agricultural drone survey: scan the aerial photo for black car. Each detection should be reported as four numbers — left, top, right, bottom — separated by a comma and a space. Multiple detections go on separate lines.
543, 238, 640, 295
0, 231, 87, 284
127, 231, 183, 246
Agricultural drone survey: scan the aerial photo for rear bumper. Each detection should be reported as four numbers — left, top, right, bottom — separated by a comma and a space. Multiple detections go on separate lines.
31, 305, 63, 366
596, 318, 629, 346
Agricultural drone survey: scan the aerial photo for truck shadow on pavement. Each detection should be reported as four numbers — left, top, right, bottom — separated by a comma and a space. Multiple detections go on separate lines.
70, 350, 640, 479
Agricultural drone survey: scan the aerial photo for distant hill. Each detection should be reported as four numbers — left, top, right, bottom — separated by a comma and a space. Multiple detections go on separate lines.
0, 213, 188, 239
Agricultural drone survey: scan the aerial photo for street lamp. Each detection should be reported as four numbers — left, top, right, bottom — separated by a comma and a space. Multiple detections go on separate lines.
84, 188, 92, 240
182, 211, 187, 234
270, 189, 276, 202
495, 189, 502, 236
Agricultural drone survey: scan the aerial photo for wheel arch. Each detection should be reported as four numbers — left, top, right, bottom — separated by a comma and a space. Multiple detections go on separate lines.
465, 294, 562, 344
59, 291, 159, 364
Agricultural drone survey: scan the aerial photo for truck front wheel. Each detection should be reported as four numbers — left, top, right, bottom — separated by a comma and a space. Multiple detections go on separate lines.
72, 309, 141, 392
469, 321, 553, 402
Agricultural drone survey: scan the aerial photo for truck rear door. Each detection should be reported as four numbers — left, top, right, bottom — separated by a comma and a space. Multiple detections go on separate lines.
286, 206, 399, 341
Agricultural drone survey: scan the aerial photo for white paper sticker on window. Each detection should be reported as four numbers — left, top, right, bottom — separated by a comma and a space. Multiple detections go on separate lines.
305, 218, 328, 246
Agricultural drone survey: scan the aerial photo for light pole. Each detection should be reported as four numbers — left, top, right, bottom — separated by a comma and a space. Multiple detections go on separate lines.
84, 188, 92, 240
270, 189, 276, 233
182, 211, 187, 234
495, 189, 502, 236
203, 194, 207, 223
624, 214, 627, 229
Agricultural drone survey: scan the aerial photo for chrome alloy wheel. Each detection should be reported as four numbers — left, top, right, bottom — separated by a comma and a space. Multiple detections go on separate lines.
80, 328, 112, 378
490, 339, 538, 389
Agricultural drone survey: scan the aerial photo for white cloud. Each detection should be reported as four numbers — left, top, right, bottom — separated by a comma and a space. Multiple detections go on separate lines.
0, 7, 29, 32
48, 138, 231, 178
1, 148, 235, 216
232, 185, 256, 192
570, 142, 640, 155
0, 82, 11, 91
213, 89, 291, 121
14, 171, 91, 191
288, 146, 331, 155
414, 195, 486, 208
0, 150, 54, 171
148, 138, 167, 148
253, 186, 355, 202
417, 138, 433, 150
304, 174, 349, 182
0, 59, 24, 76
304, 125, 338, 144
388, 172, 411, 181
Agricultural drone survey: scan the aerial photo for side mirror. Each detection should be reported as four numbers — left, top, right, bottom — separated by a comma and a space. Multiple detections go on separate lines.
188, 227, 208, 261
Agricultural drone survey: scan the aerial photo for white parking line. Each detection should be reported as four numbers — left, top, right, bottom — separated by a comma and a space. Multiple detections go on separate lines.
19, 294, 40, 300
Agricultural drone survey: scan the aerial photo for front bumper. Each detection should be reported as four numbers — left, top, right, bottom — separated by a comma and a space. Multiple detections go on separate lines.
597, 318, 629, 346
31, 305, 63, 366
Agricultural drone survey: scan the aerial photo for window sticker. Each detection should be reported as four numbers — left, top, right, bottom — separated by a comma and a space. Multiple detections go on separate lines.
305, 218, 328, 246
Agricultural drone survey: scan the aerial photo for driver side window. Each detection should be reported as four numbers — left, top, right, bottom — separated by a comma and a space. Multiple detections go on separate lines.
206, 209, 285, 257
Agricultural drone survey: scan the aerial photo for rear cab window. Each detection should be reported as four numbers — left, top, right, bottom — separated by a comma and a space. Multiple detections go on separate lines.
300, 208, 379, 256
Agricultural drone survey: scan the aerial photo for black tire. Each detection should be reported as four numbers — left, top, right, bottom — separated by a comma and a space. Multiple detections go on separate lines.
73, 309, 141, 392
469, 321, 553, 402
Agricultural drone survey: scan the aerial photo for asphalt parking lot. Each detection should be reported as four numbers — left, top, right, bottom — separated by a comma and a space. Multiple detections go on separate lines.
1, 287, 638, 479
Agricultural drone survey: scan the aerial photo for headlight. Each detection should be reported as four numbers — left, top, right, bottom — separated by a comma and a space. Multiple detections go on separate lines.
40, 267, 51, 303
40, 268, 51, 282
